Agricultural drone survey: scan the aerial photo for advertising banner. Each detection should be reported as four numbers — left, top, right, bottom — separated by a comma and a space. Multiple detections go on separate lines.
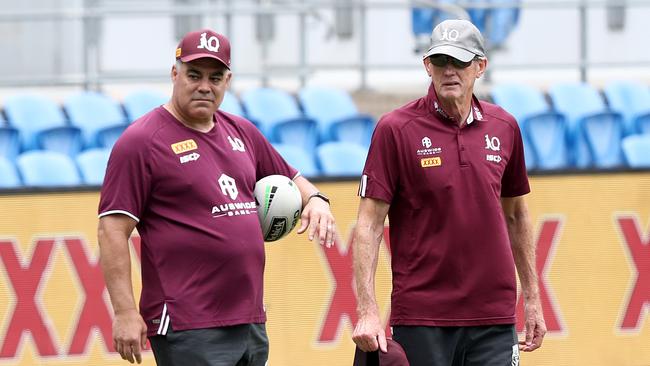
0, 173, 649, 365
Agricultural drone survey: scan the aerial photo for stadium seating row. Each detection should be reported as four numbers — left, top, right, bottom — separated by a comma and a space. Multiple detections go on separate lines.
0, 140, 369, 188
0, 149, 110, 188
490, 80, 650, 170
0, 86, 375, 160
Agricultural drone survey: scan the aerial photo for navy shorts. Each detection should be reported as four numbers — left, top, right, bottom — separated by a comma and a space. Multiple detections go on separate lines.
149, 323, 269, 366
393, 324, 519, 366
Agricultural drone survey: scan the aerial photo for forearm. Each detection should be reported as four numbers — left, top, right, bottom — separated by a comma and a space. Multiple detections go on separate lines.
354, 221, 382, 316
293, 175, 319, 207
98, 222, 137, 314
353, 198, 388, 316
505, 204, 539, 300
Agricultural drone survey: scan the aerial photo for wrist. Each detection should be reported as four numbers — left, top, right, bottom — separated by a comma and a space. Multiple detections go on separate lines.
308, 191, 330, 205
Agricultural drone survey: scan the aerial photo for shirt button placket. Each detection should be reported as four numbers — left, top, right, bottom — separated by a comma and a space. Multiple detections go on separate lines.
457, 128, 468, 166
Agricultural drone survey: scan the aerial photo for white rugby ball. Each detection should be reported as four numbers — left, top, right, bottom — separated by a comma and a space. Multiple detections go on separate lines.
254, 175, 302, 242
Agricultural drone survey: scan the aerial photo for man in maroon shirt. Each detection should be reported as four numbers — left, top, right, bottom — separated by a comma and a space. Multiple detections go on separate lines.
352, 20, 546, 366
98, 29, 336, 365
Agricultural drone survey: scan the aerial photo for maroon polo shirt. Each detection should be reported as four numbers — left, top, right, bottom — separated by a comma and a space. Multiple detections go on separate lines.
359, 84, 530, 327
98, 107, 297, 336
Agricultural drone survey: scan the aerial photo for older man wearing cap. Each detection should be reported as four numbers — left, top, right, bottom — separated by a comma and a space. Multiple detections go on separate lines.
352, 19, 546, 366
98, 29, 337, 365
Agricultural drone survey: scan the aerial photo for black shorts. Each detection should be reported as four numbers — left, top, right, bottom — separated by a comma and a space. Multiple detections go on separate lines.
149, 323, 268, 366
393, 324, 519, 366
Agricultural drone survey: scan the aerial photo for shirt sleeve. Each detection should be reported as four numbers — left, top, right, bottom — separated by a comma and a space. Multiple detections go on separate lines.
501, 120, 531, 197
98, 127, 153, 221
358, 117, 399, 203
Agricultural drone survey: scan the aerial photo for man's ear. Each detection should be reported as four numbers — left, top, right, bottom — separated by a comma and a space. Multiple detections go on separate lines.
423, 57, 432, 77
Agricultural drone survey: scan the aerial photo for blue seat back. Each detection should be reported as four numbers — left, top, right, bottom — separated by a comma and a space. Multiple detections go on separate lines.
482, 0, 520, 48
316, 142, 367, 177
525, 113, 570, 170
549, 83, 620, 168
241, 88, 318, 150
219, 91, 245, 117
0, 127, 20, 160
491, 83, 550, 122
272, 143, 319, 178
299, 87, 358, 127
123, 90, 167, 122
581, 114, 625, 168
604, 81, 650, 135
240, 88, 302, 134
16, 151, 81, 187
622, 134, 650, 168
298, 86, 374, 145
64, 92, 127, 147
3, 94, 67, 150
76, 148, 111, 185
0, 156, 21, 188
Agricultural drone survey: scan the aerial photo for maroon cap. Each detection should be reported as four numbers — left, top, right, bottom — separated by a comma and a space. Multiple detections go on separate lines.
353, 339, 410, 366
175, 29, 231, 69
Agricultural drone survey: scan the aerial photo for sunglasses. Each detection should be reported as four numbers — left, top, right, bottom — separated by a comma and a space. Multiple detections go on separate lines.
429, 55, 475, 69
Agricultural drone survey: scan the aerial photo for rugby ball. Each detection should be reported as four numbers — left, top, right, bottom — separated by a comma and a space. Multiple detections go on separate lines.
254, 175, 302, 242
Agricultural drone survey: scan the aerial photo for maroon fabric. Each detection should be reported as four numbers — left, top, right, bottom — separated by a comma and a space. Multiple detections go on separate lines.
359, 84, 529, 327
99, 107, 297, 336
353, 339, 410, 366
176, 29, 231, 68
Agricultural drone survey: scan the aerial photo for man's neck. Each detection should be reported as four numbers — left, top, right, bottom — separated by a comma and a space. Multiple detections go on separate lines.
164, 103, 214, 133
439, 97, 472, 127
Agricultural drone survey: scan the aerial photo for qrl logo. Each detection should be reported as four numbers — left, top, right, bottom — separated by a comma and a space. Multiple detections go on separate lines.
440, 28, 460, 42
198, 32, 220, 52
218, 174, 238, 200
228, 136, 245, 152
484, 134, 501, 151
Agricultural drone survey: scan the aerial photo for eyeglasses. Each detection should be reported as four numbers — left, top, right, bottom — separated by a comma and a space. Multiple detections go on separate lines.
429, 55, 476, 69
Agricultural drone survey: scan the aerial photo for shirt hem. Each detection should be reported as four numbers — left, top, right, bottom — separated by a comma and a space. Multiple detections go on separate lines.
390, 316, 515, 327
146, 315, 267, 336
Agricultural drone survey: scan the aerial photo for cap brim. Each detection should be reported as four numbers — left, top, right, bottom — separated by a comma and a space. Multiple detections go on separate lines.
423, 45, 475, 62
178, 53, 230, 69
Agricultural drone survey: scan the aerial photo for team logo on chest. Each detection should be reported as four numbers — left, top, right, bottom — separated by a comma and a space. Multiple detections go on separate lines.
228, 136, 246, 152
484, 134, 502, 163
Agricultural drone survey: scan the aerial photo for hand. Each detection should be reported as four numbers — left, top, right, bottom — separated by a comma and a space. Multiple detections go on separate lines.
112, 308, 148, 364
519, 299, 546, 352
352, 310, 387, 353
297, 196, 337, 247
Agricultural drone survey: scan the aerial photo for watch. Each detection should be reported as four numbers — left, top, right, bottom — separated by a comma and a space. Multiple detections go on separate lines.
308, 192, 330, 205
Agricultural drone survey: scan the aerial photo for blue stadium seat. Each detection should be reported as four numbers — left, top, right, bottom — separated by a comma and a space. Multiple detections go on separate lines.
603, 81, 650, 135
64, 91, 128, 149
240, 88, 318, 151
0, 126, 20, 160
298, 86, 375, 147
0, 156, 21, 188
316, 142, 367, 177
548, 82, 625, 168
219, 91, 246, 117
481, 0, 521, 49
122, 90, 167, 122
491, 83, 570, 170
3, 94, 82, 156
16, 151, 82, 187
622, 134, 650, 168
272, 143, 319, 178
76, 148, 111, 186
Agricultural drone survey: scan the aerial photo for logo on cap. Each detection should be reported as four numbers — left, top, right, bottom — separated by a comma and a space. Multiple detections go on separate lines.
440, 28, 460, 42
198, 32, 220, 52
